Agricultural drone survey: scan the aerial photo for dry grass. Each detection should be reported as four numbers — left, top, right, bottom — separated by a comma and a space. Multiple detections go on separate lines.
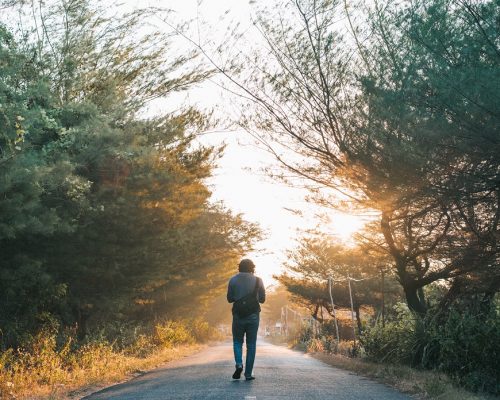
0, 319, 220, 400
1, 343, 204, 400
64, 344, 204, 400
310, 352, 497, 400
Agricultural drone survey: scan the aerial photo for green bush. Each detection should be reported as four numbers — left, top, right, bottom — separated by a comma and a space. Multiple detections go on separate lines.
361, 303, 427, 365
361, 303, 500, 395
437, 308, 500, 393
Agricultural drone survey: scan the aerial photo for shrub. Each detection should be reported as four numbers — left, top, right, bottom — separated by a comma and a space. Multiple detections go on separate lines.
0, 318, 216, 398
73, 341, 115, 371
125, 334, 157, 357
294, 321, 358, 357
307, 337, 325, 352
187, 318, 215, 342
361, 303, 423, 365
361, 303, 500, 395
437, 308, 500, 394
154, 321, 195, 348
298, 322, 316, 344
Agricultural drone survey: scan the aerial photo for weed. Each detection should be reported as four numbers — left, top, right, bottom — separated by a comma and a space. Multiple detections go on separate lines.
0, 319, 217, 399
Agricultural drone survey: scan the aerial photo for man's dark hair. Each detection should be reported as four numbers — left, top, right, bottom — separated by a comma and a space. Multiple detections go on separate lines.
238, 258, 255, 273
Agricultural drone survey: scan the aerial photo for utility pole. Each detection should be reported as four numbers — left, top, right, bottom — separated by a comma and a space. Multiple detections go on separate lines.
347, 273, 357, 347
380, 267, 386, 327
280, 306, 284, 336
285, 306, 288, 337
328, 276, 340, 345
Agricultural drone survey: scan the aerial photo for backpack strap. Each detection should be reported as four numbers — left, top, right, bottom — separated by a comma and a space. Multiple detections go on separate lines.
253, 277, 260, 295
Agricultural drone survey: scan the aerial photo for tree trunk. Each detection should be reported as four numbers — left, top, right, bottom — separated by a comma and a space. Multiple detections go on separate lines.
403, 285, 427, 315
382, 212, 428, 315
312, 303, 320, 321
354, 305, 362, 334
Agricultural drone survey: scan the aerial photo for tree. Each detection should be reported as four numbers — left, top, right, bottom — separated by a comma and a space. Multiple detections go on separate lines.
0, 23, 78, 343
277, 237, 400, 331
220, 0, 499, 314
0, 0, 261, 347
358, 0, 500, 315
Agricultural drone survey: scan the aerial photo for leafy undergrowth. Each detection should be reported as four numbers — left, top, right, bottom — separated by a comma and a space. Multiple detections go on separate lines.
0, 319, 221, 399
289, 304, 500, 398
307, 350, 496, 400
287, 325, 496, 400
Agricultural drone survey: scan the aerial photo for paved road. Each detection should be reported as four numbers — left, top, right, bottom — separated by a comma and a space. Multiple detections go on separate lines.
84, 339, 411, 400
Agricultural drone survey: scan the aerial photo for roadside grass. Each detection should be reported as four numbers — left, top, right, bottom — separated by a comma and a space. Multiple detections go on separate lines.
310, 352, 498, 400
294, 346, 496, 400
281, 339, 495, 400
0, 319, 220, 400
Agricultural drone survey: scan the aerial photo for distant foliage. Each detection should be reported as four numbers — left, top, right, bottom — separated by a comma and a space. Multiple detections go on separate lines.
277, 237, 401, 332
295, 321, 357, 357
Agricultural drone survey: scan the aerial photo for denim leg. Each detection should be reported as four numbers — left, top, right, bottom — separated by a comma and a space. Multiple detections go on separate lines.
244, 314, 259, 378
232, 315, 244, 367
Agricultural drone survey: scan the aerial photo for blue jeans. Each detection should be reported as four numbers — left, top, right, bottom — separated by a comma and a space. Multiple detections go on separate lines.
232, 312, 259, 378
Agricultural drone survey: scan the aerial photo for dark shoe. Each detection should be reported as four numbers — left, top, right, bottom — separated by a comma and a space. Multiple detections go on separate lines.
232, 366, 243, 379
245, 376, 255, 381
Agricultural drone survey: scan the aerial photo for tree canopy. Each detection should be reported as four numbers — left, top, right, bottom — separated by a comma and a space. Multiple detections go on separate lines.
228, 0, 499, 315
277, 236, 401, 330
0, 0, 260, 347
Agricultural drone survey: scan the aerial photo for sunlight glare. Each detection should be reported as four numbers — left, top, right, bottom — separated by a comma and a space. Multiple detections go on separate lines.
328, 212, 367, 244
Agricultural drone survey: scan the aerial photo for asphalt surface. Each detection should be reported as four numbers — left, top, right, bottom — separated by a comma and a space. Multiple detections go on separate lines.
84, 339, 412, 400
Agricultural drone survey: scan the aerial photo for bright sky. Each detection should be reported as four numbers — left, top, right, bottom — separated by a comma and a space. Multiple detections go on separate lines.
134, 0, 369, 284
196, 126, 367, 285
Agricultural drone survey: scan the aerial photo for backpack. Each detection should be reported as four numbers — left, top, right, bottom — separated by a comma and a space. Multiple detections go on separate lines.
233, 277, 260, 317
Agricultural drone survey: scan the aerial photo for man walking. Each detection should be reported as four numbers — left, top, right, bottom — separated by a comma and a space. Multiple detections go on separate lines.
227, 259, 266, 380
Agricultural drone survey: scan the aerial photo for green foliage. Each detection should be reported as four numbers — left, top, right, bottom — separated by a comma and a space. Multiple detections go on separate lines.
361, 303, 500, 394
437, 307, 500, 393
257, 0, 499, 392
243, 0, 500, 315
0, 0, 260, 349
361, 303, 426, 365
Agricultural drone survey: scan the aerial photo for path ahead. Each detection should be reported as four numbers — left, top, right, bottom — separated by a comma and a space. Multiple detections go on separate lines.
84, 340, 411, 400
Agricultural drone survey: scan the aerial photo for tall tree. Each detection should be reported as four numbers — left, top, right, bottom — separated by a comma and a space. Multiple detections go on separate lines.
220, 0, 499, 314
0, 0, 261, 347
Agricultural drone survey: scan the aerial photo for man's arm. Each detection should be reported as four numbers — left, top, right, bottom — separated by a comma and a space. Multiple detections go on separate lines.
227, 279, 235, 303
258, 278, 266, 303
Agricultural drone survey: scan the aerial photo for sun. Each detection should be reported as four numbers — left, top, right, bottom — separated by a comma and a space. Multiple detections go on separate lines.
329, 212, 367, 243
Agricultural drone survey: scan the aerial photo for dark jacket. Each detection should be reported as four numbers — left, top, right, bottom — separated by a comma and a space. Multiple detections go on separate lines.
227, 272, 266, 311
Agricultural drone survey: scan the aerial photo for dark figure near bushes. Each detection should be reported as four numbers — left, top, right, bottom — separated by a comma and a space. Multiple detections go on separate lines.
227, 258, 266, 380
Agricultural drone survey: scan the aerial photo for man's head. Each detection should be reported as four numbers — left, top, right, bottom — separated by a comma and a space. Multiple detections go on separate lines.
238, 258, 255, 273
